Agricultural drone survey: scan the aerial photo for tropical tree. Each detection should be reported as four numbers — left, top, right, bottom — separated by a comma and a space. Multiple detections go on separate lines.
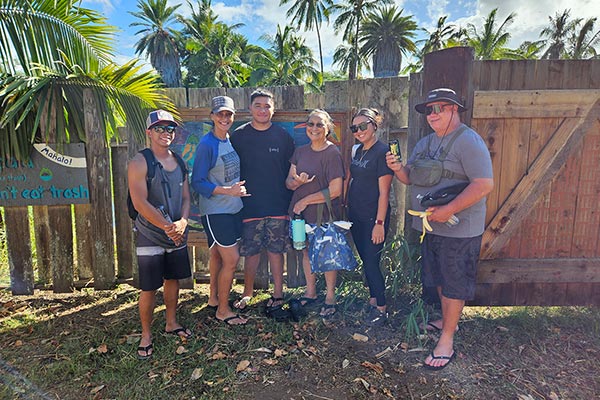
509, 40, 546, 59
0, 0, 172, 160
566, 17, 600, 59
332, 35, 370, 78
279, 0, 333, 79
250, 25, 321, 91
359, 6, 417, 77
540, 9, 577, 59
331, 0, 391, 79
466, 8, 516, 60
178, 0, 249, 87
422, 16, 461, 54
129, 0, 182, 87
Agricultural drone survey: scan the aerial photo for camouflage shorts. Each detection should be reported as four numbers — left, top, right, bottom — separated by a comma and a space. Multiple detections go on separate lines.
239, 218, 291, 256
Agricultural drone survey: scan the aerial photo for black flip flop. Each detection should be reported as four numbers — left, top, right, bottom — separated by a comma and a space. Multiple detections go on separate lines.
423, 351, 456, 371
217, 314, 248, 326
165, 326, 193, 339
137, 343, 153, 360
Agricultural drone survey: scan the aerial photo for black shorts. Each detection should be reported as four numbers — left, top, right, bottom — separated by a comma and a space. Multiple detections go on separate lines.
201, 213, 242, 248
136, 232, 191, 291
421, 234, 482, 300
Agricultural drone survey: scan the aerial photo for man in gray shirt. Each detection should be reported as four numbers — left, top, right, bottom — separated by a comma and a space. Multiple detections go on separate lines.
386, 88, 493, 370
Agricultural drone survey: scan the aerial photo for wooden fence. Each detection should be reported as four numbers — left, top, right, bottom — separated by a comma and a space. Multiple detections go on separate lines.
412, 48, 600, 305
1, 81, 410, 294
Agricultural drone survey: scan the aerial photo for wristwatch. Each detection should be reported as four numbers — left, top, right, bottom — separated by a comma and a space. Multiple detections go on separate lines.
375, 219, 384, 226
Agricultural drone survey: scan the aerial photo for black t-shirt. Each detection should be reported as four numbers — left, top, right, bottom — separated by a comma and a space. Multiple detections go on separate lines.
348, 140, 393, 222
230, 122, 295, 219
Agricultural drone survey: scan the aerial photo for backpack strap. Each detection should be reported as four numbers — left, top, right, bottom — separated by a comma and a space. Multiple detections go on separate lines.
140, 148, 157, 191
438, 125, 467, 161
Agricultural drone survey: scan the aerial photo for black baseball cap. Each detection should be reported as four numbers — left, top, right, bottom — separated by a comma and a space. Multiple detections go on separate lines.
415, 88, 467, 114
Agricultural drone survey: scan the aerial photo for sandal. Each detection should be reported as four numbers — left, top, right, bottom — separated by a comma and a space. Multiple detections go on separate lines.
319, 303, 336, 318
217, 314, 248, 326
299, 296, 318, 307
137, 343, 153, 360
164, 326, 193, 339
233, 296, 252, 311
266, 296, 284, 309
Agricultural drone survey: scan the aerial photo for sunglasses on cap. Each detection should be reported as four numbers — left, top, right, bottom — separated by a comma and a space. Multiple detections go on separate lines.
349, 120, 372, 133
425, 103, 453, 115
152, 125, 177, 134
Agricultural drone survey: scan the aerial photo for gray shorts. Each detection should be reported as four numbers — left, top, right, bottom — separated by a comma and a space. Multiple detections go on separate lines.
239, 217, 291, 256
421, 234, 482, 300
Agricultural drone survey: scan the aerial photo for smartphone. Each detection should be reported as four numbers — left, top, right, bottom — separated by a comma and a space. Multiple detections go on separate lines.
389, 139, 401, 161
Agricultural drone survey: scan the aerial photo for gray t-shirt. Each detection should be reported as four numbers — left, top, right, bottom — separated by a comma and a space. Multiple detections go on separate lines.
407, 124, 493, 238
135, 157, 187, 248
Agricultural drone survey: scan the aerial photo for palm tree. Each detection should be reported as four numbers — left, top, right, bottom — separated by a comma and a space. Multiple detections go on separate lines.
279, 0, 333, 79
250, 25, 321, 90
567, 17, 600, 59
0, 0, 172, 160
359, 6, 417, 77
129, 0, 182, 87
467, 8, 516, 60
422, 16, 461, 54
331, 0, 390, 79
540, 9, 576, 59
509, 40, 546, 59
332, 36, 370, 78
178, 0, 249, 87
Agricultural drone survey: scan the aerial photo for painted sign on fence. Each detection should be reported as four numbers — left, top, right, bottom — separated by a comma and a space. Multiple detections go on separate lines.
0, 143, 89, 206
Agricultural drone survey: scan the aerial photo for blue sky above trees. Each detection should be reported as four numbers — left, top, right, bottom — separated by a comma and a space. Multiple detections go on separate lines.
83, 0, 600, 72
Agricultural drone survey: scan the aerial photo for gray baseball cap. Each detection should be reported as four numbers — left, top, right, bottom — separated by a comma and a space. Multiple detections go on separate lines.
146, 109, 178, 129
211, 96, 236, 114
415, 88, 467, 114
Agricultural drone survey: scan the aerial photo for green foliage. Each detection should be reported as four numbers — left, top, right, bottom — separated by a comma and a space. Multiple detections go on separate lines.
0, 0, 175, 160
129, 0, 183, 87
359, 5, 418, 77
380, 233, 421, 301
467, 8, 516, 60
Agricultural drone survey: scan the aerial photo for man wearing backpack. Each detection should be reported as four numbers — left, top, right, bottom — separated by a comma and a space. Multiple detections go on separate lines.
128, 109, 192, 360
386, 88, 494, 371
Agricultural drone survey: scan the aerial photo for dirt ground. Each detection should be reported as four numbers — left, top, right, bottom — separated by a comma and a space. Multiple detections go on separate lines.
0, 285, 599, 399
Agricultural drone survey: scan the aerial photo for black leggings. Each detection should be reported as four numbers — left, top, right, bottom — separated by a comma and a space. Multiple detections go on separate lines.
351, 218, 388, 307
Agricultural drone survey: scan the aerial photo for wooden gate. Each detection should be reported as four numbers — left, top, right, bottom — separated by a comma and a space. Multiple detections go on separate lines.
414, 48, 600, 305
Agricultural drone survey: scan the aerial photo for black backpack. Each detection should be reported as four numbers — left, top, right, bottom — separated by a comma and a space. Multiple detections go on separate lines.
127, 148, 188, 220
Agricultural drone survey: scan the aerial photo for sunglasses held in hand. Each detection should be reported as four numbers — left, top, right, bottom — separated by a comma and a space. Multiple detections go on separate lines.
349, 120, 372, 133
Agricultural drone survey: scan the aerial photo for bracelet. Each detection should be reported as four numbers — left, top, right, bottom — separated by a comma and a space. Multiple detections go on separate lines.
375, 219, 384, 226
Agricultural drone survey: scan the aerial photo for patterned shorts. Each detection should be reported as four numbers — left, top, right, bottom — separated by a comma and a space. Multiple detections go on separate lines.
239, 217, 291, 256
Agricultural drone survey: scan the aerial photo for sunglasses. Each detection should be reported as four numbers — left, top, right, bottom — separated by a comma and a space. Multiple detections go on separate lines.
349, 120, 372, 133
425, 104, 453, 115
306, 122, 325, 128
152, 125, 177, 134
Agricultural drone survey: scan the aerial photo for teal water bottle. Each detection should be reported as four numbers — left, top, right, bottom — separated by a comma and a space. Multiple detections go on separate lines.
291, 214, 306, 250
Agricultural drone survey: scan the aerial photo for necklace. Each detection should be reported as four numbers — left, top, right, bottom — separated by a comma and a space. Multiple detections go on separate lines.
358, 146, 371, 162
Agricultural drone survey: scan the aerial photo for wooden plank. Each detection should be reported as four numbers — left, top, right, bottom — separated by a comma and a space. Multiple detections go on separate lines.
477, 258, 600, 283
48, 205, 74, 292
280, 85, 304, 109
323, 80, 349, 110
4, 207, 34, 294
518, 118, 559, 258
74, 204, 93, 280
481, 99, 600, 259
422, 47, 474, 125
32, 206, 51, 284
187, 88, 224, 108
84, 89, 115, 290
470, 282, 595, 306
495, 118, 531, 258
111, 143, 133, 279
225, 87, 249, 110
471, 118, 503, 226
165, 88, 187, 108
473, 89, 600, 119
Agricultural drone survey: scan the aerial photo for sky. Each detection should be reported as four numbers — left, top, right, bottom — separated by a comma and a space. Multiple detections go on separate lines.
81, 0, 600, 72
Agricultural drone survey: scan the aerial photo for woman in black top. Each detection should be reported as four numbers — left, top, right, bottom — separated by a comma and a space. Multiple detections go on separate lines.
347, 108, 393, 326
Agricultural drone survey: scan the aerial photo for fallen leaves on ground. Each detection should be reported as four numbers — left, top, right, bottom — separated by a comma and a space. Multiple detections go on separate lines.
352, 333, 368, 342
236, 360, 250, 372
190, 368, 203, 381
361, 361, 384, 374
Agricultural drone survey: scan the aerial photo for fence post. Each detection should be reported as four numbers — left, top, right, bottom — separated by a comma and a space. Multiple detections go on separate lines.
84, 89, 115, 290
4, 207, 34, 295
